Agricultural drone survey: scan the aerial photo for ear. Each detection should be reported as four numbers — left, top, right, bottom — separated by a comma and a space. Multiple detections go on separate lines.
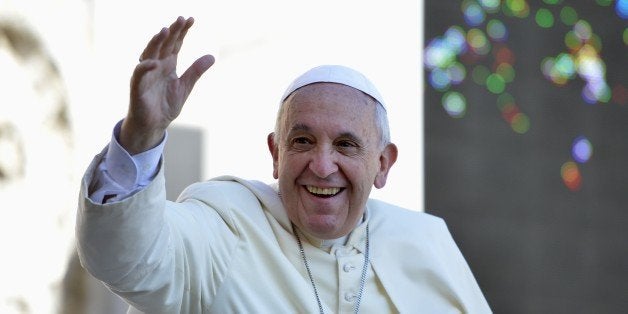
267, 132, 279, 179
374, 143, 398, 189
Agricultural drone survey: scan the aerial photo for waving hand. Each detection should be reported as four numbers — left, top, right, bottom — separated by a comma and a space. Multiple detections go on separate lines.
120, 16, 215, 154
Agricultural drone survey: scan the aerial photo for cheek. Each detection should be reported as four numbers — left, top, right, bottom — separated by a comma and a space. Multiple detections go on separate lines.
345, 157, 379, 182
277, 154, 303, 181
346, 160, 379, 191
278, 153, 291, 171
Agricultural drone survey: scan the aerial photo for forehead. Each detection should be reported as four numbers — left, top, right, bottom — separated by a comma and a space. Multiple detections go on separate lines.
285, 82, 375, 116
282, 83, 378, 135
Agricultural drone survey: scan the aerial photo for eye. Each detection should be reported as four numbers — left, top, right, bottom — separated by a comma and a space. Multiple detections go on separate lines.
289, 136, 314, 151
335, 139, 361, 155
294, 137, 311, 144
336, 140, 356, 148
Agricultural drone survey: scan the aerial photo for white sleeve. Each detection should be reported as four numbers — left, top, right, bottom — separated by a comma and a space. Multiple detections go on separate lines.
88, 120, 167, 203
77, 157, 241, 313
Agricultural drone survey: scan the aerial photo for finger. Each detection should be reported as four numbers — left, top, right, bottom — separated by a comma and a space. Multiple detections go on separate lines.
172, 17, 195, 55
159, 16, 187, 59
140, 27, 168, 62
129, 60, 159, 99
178, 54, 215, 99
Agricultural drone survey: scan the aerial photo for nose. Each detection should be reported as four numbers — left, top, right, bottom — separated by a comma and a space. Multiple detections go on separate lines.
309, 148, 338, 178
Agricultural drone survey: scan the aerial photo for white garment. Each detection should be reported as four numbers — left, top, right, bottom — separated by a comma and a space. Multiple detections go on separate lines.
77, 122, 491, 313
77, 153, 492, 313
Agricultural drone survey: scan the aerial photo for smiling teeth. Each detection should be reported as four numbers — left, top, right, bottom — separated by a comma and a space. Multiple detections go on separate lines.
306, 186, 341, 196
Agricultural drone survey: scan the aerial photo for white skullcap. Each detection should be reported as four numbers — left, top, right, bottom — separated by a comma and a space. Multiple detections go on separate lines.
280, 65, 387, 110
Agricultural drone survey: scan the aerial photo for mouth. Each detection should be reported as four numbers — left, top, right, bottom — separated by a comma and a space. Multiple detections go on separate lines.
305, 185, 344, 198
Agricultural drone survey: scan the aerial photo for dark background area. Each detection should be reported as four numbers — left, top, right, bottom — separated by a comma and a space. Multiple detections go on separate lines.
424, 1, 628, 313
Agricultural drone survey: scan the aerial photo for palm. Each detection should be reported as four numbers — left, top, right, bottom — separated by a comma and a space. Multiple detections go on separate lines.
135, 54, 184, 129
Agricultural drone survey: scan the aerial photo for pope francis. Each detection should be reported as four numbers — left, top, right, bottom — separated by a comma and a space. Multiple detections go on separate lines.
76, 16, 492, 313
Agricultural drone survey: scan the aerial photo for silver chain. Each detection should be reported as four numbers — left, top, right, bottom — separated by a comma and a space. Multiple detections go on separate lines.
293, 224, 370, 314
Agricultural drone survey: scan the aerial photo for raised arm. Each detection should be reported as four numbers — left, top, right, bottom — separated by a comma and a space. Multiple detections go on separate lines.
120, 16, 214, 154
77, 18, 226, 312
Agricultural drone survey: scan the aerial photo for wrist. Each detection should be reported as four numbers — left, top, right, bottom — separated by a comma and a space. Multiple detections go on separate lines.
119, 119, 166, 155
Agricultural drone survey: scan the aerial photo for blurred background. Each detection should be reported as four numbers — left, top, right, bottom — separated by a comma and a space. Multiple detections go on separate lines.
424, 0, 628, 313
0, 0, 419, 312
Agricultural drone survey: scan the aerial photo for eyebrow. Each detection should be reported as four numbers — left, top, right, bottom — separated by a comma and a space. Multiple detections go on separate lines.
287, 123, 365, 146
287, 123, 311, 134
337, 132, 365, 147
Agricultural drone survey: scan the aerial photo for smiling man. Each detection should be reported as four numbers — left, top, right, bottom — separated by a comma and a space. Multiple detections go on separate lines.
76, 17, 491, 313
270, 81, 398, 240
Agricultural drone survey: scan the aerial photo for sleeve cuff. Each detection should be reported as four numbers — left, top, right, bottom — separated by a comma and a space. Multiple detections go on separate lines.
105, 120, 167, 189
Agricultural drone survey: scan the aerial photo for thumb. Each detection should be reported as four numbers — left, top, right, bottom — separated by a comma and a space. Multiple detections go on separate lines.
180, 54, 215, 94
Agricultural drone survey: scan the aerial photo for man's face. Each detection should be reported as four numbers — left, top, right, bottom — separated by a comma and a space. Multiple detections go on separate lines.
268, 83, 397, 239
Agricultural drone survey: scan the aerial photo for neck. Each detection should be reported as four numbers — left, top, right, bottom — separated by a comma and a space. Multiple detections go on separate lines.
295, 213, 366, 251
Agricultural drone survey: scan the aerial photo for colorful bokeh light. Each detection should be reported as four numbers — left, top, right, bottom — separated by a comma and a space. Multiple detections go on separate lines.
574, 20, 592, 41
496, 92, 530, 134
425, 0, 625, 191
496, 63, 515, 82
487, 19, 508, 41
617, 0, 628, 19
467, 28, 491, 55
503, 0, 530, 18
494, 45, 515, 65
536, 8, 555, 28
572, 136, 593, 163
561, 161, 582, 191
463, 0, 486, 26
486, 73, 505, 94
442, 91, 467, 118
479, 0, 501, 13
560, 6, 578, 25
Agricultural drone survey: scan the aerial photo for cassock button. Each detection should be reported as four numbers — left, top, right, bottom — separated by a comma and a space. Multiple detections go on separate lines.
343, 263, 356, 272
335, 248, 349, 257
344, 292, 357, 302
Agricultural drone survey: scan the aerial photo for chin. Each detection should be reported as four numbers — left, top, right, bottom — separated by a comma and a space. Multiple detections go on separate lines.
309, 222, 352, 239
303, 220, 341, 238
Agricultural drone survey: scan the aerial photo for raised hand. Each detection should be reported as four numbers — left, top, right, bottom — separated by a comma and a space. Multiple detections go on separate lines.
120, 16, 215, 154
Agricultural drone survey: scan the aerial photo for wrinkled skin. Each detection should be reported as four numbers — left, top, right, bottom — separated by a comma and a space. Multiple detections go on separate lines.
120, 16, 214, 154
268, 83, 397, 239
